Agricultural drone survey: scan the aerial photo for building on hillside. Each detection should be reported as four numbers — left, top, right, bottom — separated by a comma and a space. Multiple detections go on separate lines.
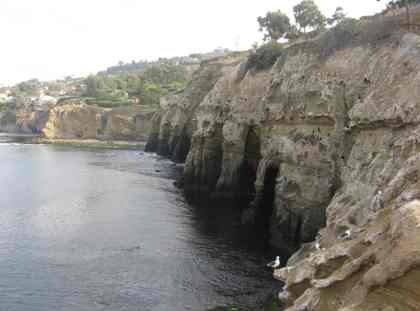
33, 95, 58, 111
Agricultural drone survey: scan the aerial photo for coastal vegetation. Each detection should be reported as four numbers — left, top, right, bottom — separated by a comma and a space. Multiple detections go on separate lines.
83, 63, 191, 108
246, 42, 284, 71
252, 1, 347, 74
257, 0, 347, 43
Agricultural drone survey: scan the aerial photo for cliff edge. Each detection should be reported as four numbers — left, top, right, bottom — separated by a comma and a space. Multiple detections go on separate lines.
41, 101, 153, 141
147, 9, 420, 311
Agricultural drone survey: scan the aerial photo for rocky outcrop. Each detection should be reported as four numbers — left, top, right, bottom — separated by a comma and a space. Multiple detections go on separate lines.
145, 56, 245, 162
146, 8, 420, 310
0, 108, 49, 134
41, 103, 153, 141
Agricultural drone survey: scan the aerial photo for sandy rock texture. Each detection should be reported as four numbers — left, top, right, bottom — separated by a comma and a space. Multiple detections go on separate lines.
41, 103, 153, 141
148, 9, 420, 310
145, 55, 245, 162
0, 107, 49, 134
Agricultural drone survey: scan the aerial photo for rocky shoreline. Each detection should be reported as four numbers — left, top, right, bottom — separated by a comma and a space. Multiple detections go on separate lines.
2, 8, 420, 310
35, 138, 145, 149
145, 9, 420, 311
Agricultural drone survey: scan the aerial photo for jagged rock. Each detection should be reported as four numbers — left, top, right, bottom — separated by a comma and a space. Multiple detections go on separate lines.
0, 108, 49, 134
41, 103, 152, 140
145, 56, 236, 162
145, 8, 420, 310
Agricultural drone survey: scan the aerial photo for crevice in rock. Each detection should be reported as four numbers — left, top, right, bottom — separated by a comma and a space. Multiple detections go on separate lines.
184, 122, 224, 202
171, 126, 192, 163
294, 215, 303, 245
145, 114, 162, 152
255, 164, 279, 246
157, 123, 170, 156
236, 127, 262, 208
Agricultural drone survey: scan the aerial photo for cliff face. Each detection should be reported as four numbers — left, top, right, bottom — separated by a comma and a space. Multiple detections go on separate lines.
147, 10, 420, 311
41, 103, 153, 141
145, 56, 245, 162
0, 108, 49, 134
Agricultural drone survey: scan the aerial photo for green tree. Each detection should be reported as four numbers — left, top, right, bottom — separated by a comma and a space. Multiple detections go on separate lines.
383, 0, 420, 8
293, 0, 326, 33
257, 10, 291, 42
285, 25, 302, 41
327, 7, 347, 26
16, 79, 41, 95
114, 77, 127, 91
85, 75, 98, 97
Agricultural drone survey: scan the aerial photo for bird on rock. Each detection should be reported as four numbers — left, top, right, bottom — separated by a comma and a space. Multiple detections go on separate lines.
338, 229, 352, 241
266, 256, 281, 269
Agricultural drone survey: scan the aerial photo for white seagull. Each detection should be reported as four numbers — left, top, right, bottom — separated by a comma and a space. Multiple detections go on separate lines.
338, 229, 352, 241
266, 256, 281, 269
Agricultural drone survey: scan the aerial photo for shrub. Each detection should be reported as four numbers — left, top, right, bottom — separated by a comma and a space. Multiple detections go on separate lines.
245, 42, 284, 72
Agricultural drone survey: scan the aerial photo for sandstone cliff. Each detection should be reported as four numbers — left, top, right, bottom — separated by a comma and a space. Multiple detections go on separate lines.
147, 9, 420, 311
0, 107, 49, 134
145, 55, 246, 162
41, 102, 153, 141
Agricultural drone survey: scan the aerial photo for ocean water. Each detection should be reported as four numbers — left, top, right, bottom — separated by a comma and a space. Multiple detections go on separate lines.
0, 135, 280, 311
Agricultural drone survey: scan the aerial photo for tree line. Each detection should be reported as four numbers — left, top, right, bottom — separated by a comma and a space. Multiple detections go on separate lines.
258, 0, 420, 43
84, 63, 190, 108
257, 0, 347, 43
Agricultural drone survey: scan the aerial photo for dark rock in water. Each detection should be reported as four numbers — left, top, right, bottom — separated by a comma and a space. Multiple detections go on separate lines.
173, 176, 184, 188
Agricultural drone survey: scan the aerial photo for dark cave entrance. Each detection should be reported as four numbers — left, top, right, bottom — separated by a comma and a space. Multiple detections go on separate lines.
172, 127, 191, 163
157, 123, 170, 156
236, 127, 261, 208
255, 165, 279, 244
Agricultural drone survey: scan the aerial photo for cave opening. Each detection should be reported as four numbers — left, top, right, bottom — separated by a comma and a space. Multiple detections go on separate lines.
255, 165, 279, 245
236, 127, 261, 208
157, 123, 170, 156
172, 127, 191, 163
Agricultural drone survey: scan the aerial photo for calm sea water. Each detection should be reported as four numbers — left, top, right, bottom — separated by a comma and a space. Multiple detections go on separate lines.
0, 134, 280, 311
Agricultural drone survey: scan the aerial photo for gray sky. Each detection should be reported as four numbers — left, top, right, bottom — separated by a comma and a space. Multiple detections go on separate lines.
0, 0, 386, 85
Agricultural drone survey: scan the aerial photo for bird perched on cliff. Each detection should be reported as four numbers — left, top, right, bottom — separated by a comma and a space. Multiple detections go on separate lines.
370, 190, 385, 213
266, 256, 281, 269
338, 229, 352, 241
314, 233, 324, 250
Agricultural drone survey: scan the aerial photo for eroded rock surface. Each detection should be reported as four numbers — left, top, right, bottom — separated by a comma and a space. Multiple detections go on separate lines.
0, 106, 50, 134
147, 9, 420, 310
42, 103, 153, 141
145, 56, 244, 162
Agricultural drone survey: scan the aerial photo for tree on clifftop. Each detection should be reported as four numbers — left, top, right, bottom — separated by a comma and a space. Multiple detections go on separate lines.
293, 0, 326, 33
327, 7, 347, 26
384, 0, 420, 8
86, 75, 98, 97
257, 10, 291, 42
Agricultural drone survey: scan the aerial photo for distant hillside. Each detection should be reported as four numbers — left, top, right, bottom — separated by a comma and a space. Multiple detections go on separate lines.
100, 48, 230, 75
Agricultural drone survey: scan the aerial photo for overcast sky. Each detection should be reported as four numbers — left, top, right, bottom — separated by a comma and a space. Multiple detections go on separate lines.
0, 0, 386, 85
